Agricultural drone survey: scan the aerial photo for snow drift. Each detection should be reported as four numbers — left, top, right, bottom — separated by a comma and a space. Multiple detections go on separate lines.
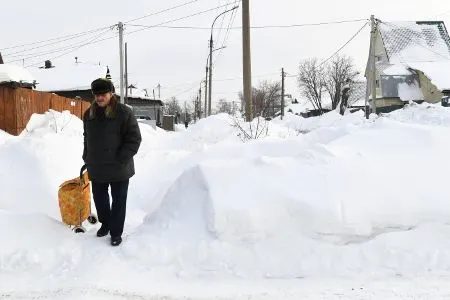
3, 104, 450, 297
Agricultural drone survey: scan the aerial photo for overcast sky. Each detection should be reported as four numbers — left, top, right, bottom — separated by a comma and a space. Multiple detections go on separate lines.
1, 0, 449, 107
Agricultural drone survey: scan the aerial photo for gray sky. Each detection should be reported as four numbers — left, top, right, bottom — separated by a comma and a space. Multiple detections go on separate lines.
1, 0, 449, 107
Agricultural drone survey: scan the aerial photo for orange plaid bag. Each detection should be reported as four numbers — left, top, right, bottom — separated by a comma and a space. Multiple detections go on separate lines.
58, 165, 97, 232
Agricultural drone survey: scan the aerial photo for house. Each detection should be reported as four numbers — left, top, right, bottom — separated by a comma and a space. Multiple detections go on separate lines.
0, 63, 92, 135
0, 63, 36, 88
366, 20, 450, 112
31, 60, 163, 126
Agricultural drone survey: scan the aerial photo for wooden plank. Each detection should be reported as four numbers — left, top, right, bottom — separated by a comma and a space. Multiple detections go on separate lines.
71, 99, 82, 119
81, 101, 91, 119
35, 90, 52, 114
0, 86, 6, 132
50, 94, 64, 112
4, 88, 17, 135
15, 88, 34, 132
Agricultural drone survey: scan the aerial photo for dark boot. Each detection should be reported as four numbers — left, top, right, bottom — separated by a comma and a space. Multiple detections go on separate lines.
111, 236, 122, 246
96, 224, 109, 237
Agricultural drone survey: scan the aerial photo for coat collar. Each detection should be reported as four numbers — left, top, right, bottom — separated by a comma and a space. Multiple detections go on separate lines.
88, 96, 118, 120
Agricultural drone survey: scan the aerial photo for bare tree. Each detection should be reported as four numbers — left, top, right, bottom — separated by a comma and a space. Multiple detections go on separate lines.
164, 97, 183, 123
298, 58, 326, 114
239, 81, 281, 118
231, 116, 269, 142
324, 55, 359, 110
217, 99, 234, 115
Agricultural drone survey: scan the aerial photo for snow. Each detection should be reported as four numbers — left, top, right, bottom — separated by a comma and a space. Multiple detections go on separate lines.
0, 63, 35, 84
378, 21, 450, 91
379, 21, 450, 64
382, 63, 413, 76
284, 95, 333, 115
398, 80, 424, 101
30, 62, 109, 91
3, 104, 450, 298
408, 61, 450, 91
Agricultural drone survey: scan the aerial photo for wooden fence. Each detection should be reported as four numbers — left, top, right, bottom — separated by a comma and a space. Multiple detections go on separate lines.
0, 86, 91, 135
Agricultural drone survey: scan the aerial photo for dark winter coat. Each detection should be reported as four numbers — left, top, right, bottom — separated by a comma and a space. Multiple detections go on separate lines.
82, 97, 142, 183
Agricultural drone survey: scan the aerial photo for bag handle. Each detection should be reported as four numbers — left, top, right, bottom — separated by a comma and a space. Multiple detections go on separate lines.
80, 164, 88, 183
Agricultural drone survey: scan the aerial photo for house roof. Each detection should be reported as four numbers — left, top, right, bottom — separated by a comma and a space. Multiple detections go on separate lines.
379, 21, 450, 64
0, 64, 35, 85
30, 62, 111, 91
376, 21, 450, 90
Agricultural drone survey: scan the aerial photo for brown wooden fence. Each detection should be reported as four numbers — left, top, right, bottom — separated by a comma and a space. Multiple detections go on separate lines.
0, 86, 91, 135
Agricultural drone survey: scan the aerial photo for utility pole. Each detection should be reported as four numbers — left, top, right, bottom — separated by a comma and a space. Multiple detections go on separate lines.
193, 98, 198, 122
242, 0, 252, 121
198, 87, 202, 119
124, 42, 128, 104
208, 7, 238, 117
281, 68, 285, 120
204, 66, 208, 118
208, 37, 213, 117
157, 83, 161, 99
118, 22, 125, 104
370, 15, 377, 116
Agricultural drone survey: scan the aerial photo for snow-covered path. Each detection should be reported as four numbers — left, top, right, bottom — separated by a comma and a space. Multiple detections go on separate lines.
4, 277, 450, 299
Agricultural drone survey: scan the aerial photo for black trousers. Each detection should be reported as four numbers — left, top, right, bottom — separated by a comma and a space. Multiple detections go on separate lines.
91, 180, 129, 237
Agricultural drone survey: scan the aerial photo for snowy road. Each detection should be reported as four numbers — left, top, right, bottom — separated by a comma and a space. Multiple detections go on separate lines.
4, 277, 450, 299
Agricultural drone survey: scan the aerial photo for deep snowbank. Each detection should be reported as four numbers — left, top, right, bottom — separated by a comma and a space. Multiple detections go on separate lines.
3, 104, 450, 296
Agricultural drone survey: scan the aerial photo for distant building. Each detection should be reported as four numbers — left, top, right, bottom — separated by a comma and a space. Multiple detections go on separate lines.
365, 20, 450, 112
31, 60, 163, 126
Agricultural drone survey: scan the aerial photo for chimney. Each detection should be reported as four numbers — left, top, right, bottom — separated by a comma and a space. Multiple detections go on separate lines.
45, 60, 53, 69
0, 52, 4, 64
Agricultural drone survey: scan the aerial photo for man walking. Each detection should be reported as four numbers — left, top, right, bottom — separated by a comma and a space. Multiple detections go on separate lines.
82, 78, 142, 246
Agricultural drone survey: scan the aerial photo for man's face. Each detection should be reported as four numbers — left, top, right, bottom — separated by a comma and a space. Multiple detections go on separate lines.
94, 92, 112, 107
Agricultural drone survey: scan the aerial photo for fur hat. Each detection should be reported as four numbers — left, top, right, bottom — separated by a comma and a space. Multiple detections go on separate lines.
91, 78, 115, 95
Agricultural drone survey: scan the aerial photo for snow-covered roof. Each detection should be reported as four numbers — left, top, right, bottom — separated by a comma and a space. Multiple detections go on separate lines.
0, 64, 35, 85
407, 61, 450, 91
30, 62, 112, 91
284, 95, 332, 115
376, 21, 450, 90
378, 63, 413, 76
379, 21, 450, 64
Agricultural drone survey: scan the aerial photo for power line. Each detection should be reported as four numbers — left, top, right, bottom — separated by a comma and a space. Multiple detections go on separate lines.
1, 0, 203, 55
166, 72, 279, 99
125, 2, 237, 37
214, 0, 229, 44
0, 26, 112, 52
3, 27, 114, 57
124, 0, 202, 24
127, 18, 368, 30
6, 29, 115, 61
213, 0, 240, 65
7, 4, 238, 66
24, 29, 115, 68
318, 21, 369, 68
8, 28, 114, 64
